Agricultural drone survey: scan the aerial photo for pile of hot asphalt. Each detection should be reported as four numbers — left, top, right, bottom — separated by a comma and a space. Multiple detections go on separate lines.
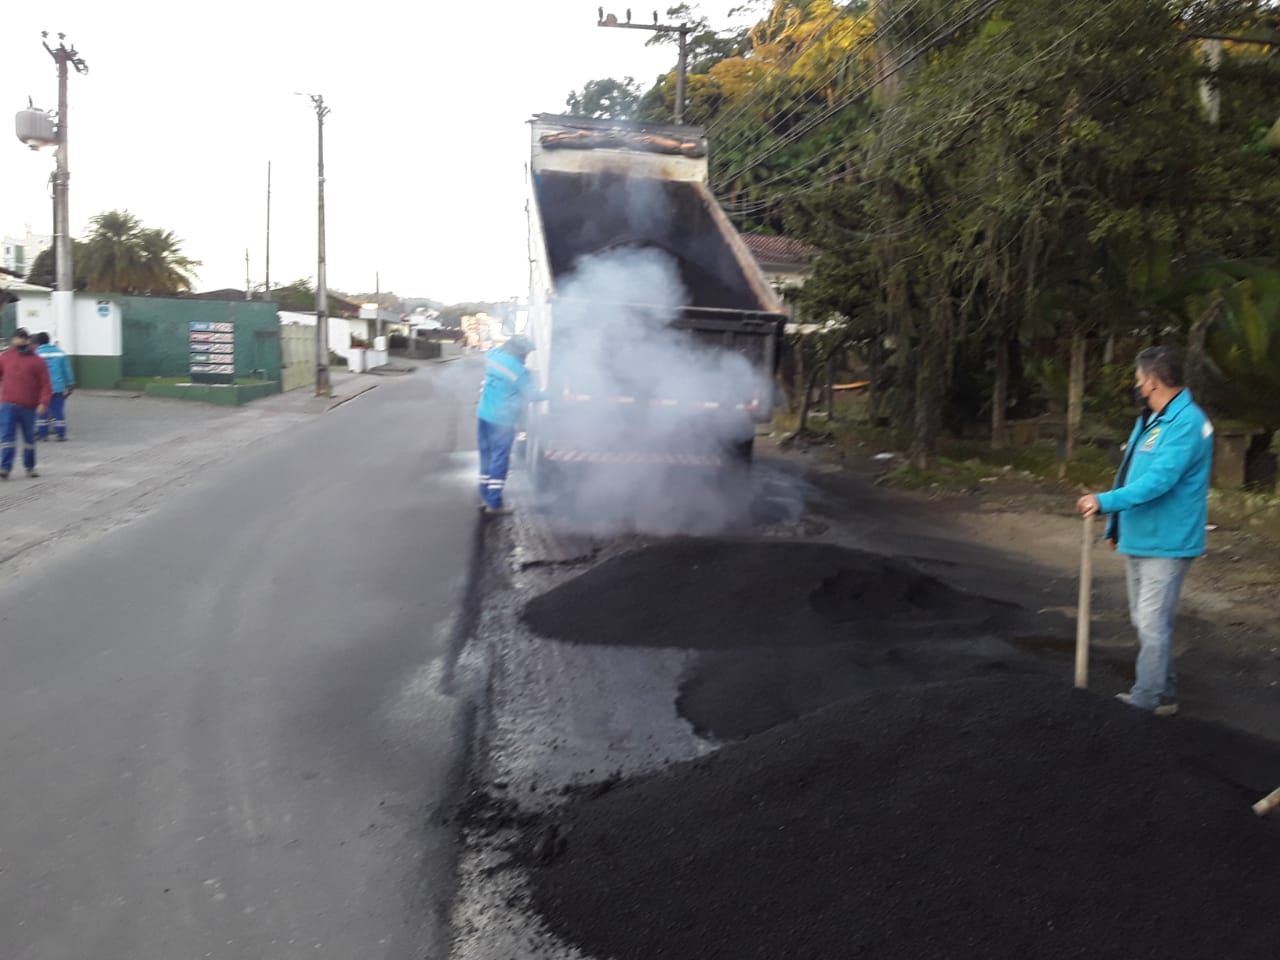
522, 538, 1050, 738
522, 539, 1021, 650
527, 676, 1280, 960
514, 541, 1280, 958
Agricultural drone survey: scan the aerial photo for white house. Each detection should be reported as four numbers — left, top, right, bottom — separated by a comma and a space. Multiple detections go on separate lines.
3, 226, 53, 278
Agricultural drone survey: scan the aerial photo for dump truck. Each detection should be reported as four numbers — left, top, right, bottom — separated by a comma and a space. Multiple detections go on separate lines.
523, 113, 787, 492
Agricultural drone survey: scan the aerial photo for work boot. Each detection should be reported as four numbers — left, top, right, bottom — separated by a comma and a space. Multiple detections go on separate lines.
0, 470, 9, 480
484, 505, 514, 517
26, 469, 40, 479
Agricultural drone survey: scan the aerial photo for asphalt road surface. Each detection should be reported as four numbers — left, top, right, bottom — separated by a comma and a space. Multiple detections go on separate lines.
0, 362, 482, 959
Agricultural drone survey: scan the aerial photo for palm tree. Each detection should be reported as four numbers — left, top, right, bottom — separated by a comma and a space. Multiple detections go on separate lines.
136, 228, 200, 294
81, 210, 146, 293
80, 210, 200, 294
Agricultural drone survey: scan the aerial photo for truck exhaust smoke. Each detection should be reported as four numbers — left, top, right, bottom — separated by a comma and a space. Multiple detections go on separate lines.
536, 246, 762, 536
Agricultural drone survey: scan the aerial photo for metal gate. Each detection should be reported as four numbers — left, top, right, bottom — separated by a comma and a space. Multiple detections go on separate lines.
280, 324, 316, 392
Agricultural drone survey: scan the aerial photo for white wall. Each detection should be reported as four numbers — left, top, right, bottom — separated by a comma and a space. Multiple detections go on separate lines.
11, 295, 52, 339
73, 296, 122, 356
279, 311, 361, 361
12, 293, 121, 357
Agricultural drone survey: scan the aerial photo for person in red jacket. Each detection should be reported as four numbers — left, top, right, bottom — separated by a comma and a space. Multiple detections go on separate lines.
0, 327, 52, 479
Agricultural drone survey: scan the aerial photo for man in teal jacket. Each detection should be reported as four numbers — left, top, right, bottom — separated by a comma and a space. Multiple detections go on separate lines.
33, 332, 75, 441
477, 336, 544, 514
1077, 346, 1213, 716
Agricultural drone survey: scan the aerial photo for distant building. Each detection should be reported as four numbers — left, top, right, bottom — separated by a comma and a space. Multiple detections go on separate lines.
740, 234, 818, 294
3, 226, 53, 278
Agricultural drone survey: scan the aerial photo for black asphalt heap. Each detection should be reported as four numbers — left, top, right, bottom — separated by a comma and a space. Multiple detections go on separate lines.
529, 677, 1280, 960
522, 539, 1020, 650
524, 539, 1048, 738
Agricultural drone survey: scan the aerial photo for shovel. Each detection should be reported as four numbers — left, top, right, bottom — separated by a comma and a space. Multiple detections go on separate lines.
1255, 787, 1280, 818
1075, 513, 1095, 690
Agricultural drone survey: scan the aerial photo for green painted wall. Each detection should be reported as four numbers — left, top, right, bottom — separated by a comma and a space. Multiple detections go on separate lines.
1, 301, 15, 337
120, 298, 282, 382
140, 381, 280, 406
74, 355, 125, 390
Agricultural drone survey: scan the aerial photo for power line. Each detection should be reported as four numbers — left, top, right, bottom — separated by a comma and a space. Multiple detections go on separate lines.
705, 0, 878, 146
722, 0, 1140, 218
718, 0, 1000, 188
709, 0, 933, 167
713, 0, 950, 190
732, 9, 1164, 252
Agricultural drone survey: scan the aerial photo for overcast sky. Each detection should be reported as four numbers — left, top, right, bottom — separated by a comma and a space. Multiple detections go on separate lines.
1, 1, 690, 303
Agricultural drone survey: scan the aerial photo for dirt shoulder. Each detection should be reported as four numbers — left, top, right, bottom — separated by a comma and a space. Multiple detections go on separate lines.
778, 437, 1280, 738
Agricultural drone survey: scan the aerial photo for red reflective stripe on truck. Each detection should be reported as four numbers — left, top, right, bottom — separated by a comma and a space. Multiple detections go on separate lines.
543, 450, 725, 466
558, 394, 752, 410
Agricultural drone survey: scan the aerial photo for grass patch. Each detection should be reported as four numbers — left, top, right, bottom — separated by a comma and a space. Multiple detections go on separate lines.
118, 376, 273, 390
117, 376, 189, 390
879, 447, 1113, 492
1208, 488, 1280, 538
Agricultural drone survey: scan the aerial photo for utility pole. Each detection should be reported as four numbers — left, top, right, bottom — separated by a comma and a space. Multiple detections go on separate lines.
597, 9, 692, 124
43, 33, 87, 350
375, 270, 381, 341
305, 94, 331, 397
264, 160, 272, 298
244, 249, 251, 299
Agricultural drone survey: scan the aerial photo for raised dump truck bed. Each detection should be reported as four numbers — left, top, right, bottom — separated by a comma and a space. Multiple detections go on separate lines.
524, 114, 786, 484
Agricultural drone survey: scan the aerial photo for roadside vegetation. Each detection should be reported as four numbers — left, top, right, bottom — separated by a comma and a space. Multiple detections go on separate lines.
572, 0, 1280, 487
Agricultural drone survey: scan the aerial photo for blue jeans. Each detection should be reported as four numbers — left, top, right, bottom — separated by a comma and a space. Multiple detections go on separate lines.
37, 392, 67, 440
0, 403, 38, 473
477, 418, 516, 509
1124, 555, 1194, 710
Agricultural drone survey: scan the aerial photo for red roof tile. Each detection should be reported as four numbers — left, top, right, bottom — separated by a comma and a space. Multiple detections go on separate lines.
740, 234, 819, 269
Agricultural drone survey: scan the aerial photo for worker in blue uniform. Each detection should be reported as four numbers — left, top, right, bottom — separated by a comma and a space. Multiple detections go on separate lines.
33, 332, 75, 441
477, 335, 544, 514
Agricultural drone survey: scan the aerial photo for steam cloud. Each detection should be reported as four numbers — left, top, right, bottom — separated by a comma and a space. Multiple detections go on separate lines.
536, 245, 764, 536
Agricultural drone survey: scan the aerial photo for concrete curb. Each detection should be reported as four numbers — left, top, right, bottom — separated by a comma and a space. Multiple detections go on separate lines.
320, 382, 379, 412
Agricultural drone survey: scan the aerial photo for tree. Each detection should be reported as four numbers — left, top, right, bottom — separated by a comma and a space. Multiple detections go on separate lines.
77, 210, 201, 294
349, 291, 406, 314
565, 77, 644, 119
437, 302, 497, 328
136, 228, 200, 295
562, 0, 1280, 464
25, 242, 88, 290
268, 279, 317, 312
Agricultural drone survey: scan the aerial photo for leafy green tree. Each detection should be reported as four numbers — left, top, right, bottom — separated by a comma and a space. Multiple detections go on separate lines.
565, 77, 644, 119
437, 302, 497, 328
136, 228, 201, 295
25, 242, 89, 290
76, 210, 201, 294
268, 279, 318, 312
563, 0, 1280, 465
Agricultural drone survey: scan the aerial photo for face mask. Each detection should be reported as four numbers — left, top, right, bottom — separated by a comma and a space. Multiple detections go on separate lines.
1133, 385, 1149, 411
15, 344, 31, 354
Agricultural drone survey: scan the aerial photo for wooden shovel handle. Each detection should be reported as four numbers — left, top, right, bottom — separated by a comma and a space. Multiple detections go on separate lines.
1075, 513, 1095, 690
1254, 787, 1280, 817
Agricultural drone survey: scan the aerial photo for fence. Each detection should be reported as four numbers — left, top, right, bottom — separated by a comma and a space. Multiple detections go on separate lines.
120, 297, 281, 384
280, 324, 316, 392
